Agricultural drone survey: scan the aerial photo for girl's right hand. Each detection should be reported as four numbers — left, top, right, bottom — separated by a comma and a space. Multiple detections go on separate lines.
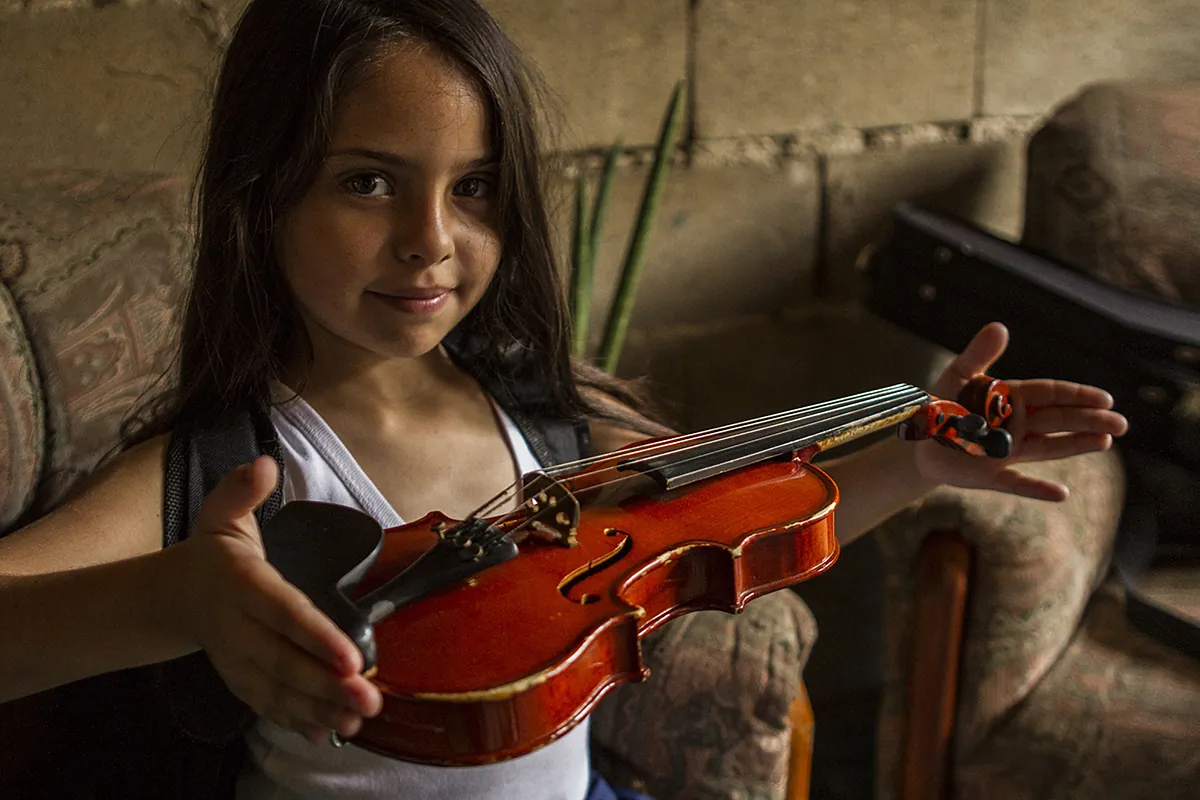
171, 455, 383, 744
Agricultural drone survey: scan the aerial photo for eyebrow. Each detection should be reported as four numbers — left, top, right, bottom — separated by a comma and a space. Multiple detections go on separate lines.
327, 148, 497, 172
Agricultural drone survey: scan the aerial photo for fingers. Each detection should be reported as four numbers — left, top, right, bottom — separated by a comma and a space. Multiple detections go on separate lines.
1010, 378, 1115, 410
216, 627, 378, 742
1023, 405, 1129, 437
943, 322, 1009, 384
988, 467, 1070, 502
235, 557, 364, 675
1012, 432, 1114, 464
210, 563, 385, 745
932, 322, 1010, 398
210, 591, 383, 743
240, 614, 378, 715
194, 456, 280, 541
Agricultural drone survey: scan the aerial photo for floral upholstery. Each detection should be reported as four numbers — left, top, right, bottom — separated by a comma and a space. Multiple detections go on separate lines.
0, 279, 41, 531
874, 451, 1132, 797
0, 171, 190, 526
1022, 80, 1200, 609
591, 589, 817, 800
1023, 81, 1200, 305
0, 169, 818, 799
954, 582, 1200, 799
874, 395, 1200, 800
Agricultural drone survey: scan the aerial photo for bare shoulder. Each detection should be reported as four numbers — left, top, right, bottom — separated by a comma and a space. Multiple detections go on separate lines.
588, 418, 654, 455
579, 385, 676, 456
0, 434, 169, 574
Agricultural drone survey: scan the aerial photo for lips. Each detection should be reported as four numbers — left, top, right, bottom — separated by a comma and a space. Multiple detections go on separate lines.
370, 287, 452, 315
375, 286, 451, 300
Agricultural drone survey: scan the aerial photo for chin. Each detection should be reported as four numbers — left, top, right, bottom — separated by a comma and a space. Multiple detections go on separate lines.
372, 326, 456, 360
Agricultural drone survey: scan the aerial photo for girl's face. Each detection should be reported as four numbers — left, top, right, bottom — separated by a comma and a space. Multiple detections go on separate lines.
276, 43, 501, 367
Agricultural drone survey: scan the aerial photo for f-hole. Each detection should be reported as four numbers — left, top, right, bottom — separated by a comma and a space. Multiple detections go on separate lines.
558, 529, 632, 605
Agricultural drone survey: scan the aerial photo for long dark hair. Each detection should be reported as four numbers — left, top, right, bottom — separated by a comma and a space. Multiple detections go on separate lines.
141, 0, 665, 438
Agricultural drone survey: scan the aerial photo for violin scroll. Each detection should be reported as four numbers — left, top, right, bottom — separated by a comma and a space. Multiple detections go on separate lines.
958, 376, 1014, 428
897, 375, 1014, 458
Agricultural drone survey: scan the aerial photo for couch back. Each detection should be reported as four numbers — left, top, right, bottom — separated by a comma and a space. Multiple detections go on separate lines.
1022, 82, 1200, 553
0, 171, 191, 534
1023, 80, 1200, 306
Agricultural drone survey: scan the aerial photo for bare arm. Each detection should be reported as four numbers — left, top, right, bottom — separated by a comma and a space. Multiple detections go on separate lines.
587, 417, 657, 455
581, 383, 676, 457
818, 435, 938, 549
0, 443, 381, 742
0, 436, 193, 702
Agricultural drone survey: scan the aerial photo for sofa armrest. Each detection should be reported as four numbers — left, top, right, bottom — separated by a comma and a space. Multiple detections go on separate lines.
897, 531, 971, 800
590, 589, 818, 800
873, 449, 1126, 799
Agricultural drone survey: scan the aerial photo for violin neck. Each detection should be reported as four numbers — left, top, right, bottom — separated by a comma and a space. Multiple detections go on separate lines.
618, 384, 930, 491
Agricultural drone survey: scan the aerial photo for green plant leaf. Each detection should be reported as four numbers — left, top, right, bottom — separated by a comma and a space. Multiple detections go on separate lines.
598, 79, 687, 373
589, 141, 620, 261
569, 174, 593, 357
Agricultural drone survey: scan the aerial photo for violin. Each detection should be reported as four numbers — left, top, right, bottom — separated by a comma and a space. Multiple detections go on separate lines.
262, 376, 1013, 766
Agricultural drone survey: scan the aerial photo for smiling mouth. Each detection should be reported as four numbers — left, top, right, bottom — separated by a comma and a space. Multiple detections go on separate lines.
370, 289, 452, 315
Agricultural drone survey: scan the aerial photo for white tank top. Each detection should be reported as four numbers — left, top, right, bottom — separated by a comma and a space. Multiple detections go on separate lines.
235, 388, 591, 800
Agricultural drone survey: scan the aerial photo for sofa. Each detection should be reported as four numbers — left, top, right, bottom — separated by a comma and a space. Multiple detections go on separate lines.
872, 82, 1200, 800
0, 170, 818, 800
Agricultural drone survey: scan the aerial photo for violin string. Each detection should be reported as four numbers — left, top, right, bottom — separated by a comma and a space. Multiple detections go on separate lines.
467, 384, 926, 527
468, 384, 923, 522
547, 384, 924, 480
474, 387, 930, 538
638, 391, 930, 489
462, 384, 919, 523
552, 383, 921, 478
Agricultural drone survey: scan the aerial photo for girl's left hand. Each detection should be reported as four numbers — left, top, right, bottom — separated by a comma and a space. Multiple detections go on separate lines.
916, 322, 1129, 501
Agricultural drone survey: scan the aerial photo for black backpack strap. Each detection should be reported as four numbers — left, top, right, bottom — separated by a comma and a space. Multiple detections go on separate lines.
153, 402, 287, 799
164, 403, 284, 548
495, 404, 589, 469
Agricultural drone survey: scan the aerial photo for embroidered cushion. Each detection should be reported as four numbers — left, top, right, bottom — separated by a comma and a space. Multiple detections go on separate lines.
873, 450, 1126, 797
953, 581, 1200, 799
590, 589, 817, 800
0, 171, 190, 515
1023, 81, 1200, 305
0, 277, 42, 533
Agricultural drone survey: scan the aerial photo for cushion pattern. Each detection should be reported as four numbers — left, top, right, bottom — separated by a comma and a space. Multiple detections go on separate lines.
954, 582, 1200, 800
1023, 81, 1200, 305
0, 171, 190, 515
0, 277, 43, 533
590, 589, 817, 800
873, 450, 1126, 798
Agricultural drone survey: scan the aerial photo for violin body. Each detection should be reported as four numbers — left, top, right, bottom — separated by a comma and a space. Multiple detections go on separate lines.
264, 377, 1012, 766
347, 454, 840, 765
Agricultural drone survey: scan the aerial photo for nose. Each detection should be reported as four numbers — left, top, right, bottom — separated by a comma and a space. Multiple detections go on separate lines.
392, 190, 454, 268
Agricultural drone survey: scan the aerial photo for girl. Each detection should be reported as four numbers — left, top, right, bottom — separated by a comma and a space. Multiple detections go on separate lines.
0, 0, 1127, 798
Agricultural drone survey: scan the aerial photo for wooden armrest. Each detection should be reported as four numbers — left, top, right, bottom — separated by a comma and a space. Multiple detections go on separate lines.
787, 681, 814, 800
898, 530, 972, 800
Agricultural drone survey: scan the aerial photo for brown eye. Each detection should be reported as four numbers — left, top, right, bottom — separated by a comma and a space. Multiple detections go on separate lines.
453, 176, 492, 199
343, 174, 391, 197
